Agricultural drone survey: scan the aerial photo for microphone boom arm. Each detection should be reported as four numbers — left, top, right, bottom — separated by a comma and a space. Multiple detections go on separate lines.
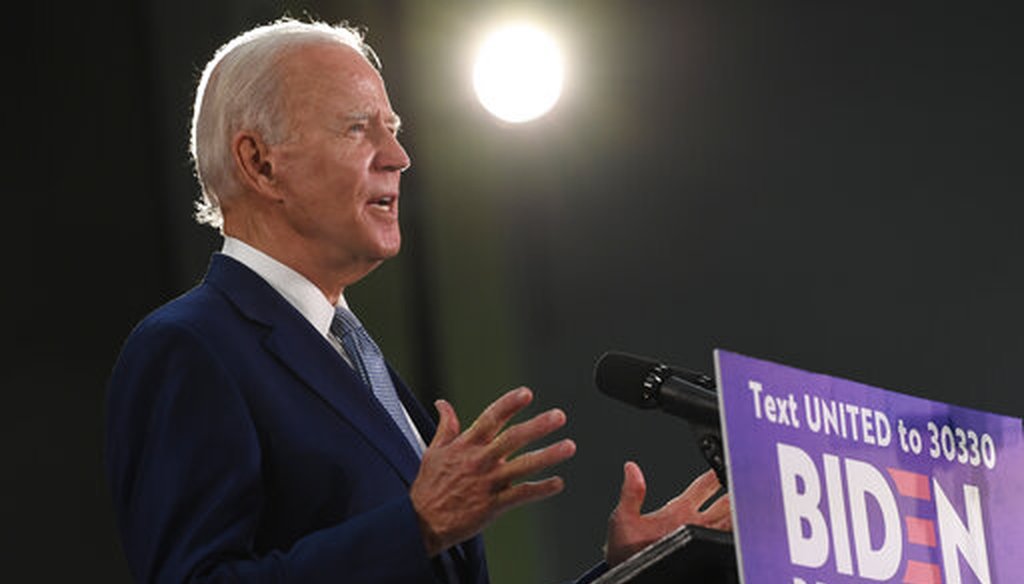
596, 352, 729, 491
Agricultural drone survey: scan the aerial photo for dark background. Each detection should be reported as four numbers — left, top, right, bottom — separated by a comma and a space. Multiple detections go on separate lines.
14, 1, 1022, 582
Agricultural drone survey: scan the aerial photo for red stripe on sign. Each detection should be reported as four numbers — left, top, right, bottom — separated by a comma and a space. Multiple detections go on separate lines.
902, 560, 943, 584
905, 516, 938, 547
888, 468, 932, 500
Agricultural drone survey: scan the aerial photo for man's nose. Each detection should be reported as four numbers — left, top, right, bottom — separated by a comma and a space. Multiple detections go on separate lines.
375, 131, 411, 173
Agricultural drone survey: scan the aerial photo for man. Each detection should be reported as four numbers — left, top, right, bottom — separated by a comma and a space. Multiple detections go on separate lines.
105, 18, 730, 583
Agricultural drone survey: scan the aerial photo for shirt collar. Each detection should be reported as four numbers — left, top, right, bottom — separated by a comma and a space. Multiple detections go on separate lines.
221, 236, 347, 338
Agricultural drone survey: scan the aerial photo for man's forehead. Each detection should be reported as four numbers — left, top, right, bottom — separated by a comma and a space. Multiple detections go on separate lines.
280, 43, 396, 108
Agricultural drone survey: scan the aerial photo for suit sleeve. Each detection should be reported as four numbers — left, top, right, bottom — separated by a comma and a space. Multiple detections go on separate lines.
105, 318, 441, 584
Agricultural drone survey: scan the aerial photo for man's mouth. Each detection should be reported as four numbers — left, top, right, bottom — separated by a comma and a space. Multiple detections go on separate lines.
369, 195, 397, 211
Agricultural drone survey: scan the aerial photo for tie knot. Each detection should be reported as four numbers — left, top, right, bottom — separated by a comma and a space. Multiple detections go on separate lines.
331, 307, 364, 338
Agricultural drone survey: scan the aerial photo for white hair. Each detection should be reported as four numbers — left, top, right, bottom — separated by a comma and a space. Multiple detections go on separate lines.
189, 18, 379, 229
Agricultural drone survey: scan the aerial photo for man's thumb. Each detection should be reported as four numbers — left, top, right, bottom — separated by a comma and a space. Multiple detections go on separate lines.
615, 461, 647, 515
431, 399, 460, 447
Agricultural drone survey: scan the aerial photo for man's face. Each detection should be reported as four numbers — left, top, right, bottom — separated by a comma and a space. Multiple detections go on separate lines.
269, 42, 410, 275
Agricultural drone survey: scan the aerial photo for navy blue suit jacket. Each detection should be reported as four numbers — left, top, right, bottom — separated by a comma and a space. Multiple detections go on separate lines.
105, 254, 488, 583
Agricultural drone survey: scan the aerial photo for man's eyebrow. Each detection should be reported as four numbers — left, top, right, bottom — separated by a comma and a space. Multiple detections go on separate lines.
341, 111, 401, 131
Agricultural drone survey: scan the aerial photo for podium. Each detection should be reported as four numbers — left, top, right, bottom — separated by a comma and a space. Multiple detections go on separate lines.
593, 349, 1024, 583
593, 525, 738, 584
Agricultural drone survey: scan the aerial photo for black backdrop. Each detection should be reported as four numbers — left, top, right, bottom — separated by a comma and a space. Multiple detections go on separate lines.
14, 2, 1022, 581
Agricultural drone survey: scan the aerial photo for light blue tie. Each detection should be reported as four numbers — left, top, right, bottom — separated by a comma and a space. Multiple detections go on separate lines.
331, 307, 424, 458
332, 307, 463, 582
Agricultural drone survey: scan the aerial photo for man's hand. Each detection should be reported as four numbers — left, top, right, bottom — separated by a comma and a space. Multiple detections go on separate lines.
410, 387, 576, 556
604, 462, 731, 566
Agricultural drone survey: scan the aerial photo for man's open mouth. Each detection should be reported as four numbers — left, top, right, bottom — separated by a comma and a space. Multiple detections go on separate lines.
369, 195, 396, 210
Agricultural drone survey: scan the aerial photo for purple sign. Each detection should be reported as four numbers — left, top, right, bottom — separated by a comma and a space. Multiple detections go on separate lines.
715, 350, 1024, 584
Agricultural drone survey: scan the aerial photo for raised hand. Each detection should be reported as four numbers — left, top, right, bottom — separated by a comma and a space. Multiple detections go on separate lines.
410, 387, 576, 556
604, 462, 731, 566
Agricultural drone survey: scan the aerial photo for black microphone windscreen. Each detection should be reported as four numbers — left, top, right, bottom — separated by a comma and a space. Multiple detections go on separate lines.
593, 351, 661, 407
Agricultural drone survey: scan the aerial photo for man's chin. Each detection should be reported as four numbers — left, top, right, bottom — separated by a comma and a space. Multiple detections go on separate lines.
379, 239, 401, 259
368, 239, 402, 263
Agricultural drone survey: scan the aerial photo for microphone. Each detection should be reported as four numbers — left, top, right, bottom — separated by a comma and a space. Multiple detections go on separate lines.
594, 351, 719, 427
594, 350, 728, 489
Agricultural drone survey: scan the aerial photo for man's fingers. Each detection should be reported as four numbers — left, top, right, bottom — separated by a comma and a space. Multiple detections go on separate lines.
687, 468, 722, 497
495, 476, 566, 512
489, 408, 567, 459
464, 387, 534, 443
701, 493, 732, 530
665, 467, 721, 510
430, 399, 461, 448
498, 438, 576, 483
614, 461, 647, 516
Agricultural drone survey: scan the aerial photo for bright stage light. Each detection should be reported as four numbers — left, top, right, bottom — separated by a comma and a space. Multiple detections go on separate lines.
473, 24, 564, 123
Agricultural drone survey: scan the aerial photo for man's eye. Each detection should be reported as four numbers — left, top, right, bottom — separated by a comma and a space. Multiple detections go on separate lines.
347, 123, 367, 134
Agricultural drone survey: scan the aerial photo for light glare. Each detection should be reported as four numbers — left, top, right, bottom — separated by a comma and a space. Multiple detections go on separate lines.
473, 24, 564, 123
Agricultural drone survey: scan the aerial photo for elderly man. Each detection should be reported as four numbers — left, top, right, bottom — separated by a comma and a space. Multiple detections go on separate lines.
105, 18, 729, 584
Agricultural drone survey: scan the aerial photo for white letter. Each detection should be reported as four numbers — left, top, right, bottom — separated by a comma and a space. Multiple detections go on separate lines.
935, 481, 991, 584
844, 404, 861, 441
804, 394, 822, 433
874, 411, 892, 447
846, 458, 901, 580
749, 380, 764, 418
823, 400, 840, 436
861, 407, 876, 445
823, 454, 853, 575
778, 443, 829, 568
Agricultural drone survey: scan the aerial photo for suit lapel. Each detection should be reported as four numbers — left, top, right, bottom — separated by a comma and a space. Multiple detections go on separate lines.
391, 367, 437, 443
204, 254, 422, 485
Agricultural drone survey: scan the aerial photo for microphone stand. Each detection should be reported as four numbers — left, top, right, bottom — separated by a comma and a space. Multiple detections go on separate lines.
640, 363, 728, 490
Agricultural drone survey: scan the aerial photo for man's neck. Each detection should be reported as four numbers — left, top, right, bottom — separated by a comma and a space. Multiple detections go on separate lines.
222, 237, 383, 307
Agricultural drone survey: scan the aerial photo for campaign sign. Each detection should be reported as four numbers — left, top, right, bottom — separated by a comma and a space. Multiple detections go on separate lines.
715, 350, 1024, 584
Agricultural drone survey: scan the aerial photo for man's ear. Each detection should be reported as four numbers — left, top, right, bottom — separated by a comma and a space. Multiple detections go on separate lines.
232, 130, 280, 197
